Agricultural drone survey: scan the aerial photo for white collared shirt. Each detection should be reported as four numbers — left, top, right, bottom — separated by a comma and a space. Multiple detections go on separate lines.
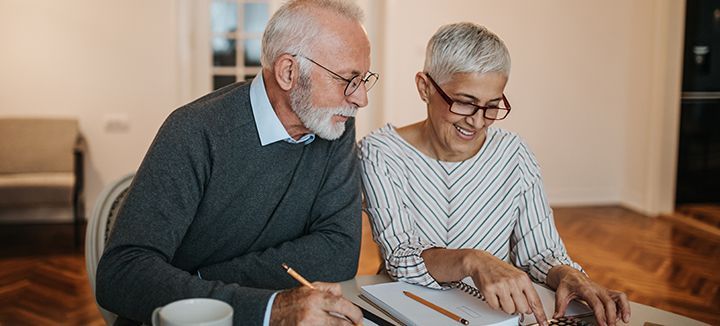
250, 72, 315, 146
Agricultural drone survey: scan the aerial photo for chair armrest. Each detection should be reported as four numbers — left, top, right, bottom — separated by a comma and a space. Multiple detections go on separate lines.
74, 135, 87, 155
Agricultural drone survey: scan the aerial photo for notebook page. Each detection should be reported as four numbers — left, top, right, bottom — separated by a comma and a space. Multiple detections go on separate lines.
361, 281, 519, 326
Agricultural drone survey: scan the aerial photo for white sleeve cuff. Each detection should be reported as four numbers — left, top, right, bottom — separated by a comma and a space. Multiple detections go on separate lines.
262, 291, 279, 326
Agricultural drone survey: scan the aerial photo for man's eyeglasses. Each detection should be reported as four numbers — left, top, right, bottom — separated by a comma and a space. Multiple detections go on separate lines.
294, 54, 379, 96
425, 73, 511, 120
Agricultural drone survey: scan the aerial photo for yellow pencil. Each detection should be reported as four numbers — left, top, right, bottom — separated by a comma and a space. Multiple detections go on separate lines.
281, 263, 315, 288
404, 290, 469, 325
281, 263, 358, 326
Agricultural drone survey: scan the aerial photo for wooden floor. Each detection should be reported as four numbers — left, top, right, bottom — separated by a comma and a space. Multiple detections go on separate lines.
553, 206, 719, 325
0, 224, 104, 325
1, 206, 718, 325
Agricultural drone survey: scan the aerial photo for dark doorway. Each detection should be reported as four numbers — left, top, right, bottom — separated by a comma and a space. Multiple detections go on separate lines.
676, 0, 720, 205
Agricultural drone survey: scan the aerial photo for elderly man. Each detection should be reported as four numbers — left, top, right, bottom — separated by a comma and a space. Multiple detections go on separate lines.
95, 0, 378, 324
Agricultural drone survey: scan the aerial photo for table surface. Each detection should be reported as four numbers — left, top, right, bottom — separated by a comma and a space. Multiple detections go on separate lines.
340, 275, 709, 326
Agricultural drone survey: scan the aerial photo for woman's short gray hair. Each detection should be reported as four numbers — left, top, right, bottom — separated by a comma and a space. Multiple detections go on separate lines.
424, 22, 511, 85
261, 0, 364, 69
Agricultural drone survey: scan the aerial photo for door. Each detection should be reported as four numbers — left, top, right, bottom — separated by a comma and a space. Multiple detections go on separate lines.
676, 0, 720, 205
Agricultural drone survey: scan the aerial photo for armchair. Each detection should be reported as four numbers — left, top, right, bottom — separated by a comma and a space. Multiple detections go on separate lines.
0, 118, 86, 246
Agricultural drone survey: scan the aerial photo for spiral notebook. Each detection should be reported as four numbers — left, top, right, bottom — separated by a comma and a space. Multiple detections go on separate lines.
360, 278, 592, 326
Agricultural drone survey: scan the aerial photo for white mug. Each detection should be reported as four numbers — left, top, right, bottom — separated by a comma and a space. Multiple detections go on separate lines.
151, 298, 233, 326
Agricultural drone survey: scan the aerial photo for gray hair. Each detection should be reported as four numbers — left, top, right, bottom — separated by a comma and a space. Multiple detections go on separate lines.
424, 22, 511, 85
260, 0, 364, 69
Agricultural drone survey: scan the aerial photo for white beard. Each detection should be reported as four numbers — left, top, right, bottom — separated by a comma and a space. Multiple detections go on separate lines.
290, 73, 358, 140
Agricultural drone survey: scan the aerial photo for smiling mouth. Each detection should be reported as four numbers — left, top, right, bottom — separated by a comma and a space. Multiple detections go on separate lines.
454, 123, 476, 137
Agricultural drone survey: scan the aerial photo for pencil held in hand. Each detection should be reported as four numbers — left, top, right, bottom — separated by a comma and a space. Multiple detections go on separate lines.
281, 263, 358, 325
281, 263, 315, 289
404, 290, 469, 325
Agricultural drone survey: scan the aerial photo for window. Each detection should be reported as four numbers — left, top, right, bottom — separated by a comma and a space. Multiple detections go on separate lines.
210, 0, 271, 89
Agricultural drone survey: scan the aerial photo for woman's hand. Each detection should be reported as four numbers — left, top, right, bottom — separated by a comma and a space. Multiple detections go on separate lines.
547, 265, 630, 326
422, 248, 549, 325
464, 250, 549, 326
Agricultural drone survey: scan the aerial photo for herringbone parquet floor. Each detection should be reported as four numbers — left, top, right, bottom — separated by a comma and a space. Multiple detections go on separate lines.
0, 206, 718, 325
553, 206, 720, 325
677, 204, 720, 229
0, 224, 104, 325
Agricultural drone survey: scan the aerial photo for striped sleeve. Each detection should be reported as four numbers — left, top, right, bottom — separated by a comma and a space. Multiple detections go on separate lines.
359, 139, 444, 289
510, 141, 584, 284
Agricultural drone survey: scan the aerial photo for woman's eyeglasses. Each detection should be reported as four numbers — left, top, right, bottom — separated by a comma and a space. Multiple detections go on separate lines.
426, 73, 511, 120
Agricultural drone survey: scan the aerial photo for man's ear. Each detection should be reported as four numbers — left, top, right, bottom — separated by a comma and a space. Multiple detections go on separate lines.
415, 72, 430, 103
273, 54, 298, 91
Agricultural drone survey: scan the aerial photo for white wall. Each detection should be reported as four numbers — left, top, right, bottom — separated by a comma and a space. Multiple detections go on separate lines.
620, 1, 685, 215
357, 0, 684, 215
0, 0, 183, 211
0, 0, 684, 218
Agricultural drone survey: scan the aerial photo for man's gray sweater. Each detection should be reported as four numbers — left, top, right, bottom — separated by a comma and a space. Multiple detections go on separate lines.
95, 82, 362, 325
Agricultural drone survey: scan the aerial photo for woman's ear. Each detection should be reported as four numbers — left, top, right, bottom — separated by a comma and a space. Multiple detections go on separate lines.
273, 54, 297, 91
415, 72, 430, 103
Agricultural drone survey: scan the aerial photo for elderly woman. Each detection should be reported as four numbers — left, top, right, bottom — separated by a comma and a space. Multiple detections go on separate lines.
360, 22, 630, 326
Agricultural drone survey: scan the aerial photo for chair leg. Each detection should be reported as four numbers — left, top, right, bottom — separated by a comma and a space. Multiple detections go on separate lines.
74, 196, 81, 247
73, 147, 85, 248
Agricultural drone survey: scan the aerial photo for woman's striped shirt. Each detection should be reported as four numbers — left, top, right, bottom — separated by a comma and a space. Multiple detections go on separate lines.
359, 124, 582, 289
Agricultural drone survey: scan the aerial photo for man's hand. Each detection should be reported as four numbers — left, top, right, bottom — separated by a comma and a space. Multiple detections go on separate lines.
548, 265, 630, 326
466, 251, 549, 326
270, 282, 363, 325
